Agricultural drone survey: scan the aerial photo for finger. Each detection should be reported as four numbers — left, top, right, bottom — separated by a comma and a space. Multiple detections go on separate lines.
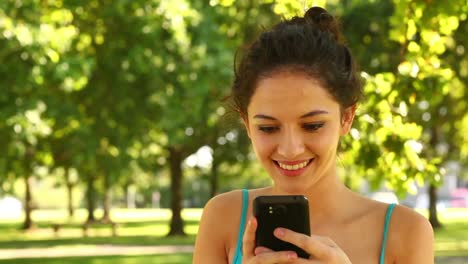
253, 250, 298, 263
289, 258, 321, 264
274, 228, 334, 260
242, 217, 257, 258
254, 246, 273, 255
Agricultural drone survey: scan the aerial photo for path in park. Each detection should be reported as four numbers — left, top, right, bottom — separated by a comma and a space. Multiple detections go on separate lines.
0, 245, 466, 263
0, 245, 194, 259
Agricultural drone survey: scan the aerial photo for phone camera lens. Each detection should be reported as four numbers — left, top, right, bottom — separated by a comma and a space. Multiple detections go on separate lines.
275, 205, 287, 215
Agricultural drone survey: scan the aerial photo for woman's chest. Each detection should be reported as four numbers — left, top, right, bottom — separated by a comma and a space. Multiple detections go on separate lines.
226, 223, 389, 264
323, 222, 389, 264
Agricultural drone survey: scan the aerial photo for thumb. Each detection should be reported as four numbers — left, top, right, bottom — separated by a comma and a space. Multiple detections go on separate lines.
254, 246, 274, 255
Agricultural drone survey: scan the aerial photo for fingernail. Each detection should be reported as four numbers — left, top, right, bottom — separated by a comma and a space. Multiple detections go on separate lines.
287, 252, 297, 259
254, 247, 261, 255
275, 228, 285, 237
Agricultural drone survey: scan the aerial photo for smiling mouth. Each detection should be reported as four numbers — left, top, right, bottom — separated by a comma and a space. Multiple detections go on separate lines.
275, 159, 314, 171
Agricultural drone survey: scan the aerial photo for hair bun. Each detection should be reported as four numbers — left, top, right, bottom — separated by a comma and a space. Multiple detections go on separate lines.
304, 7, 343, 43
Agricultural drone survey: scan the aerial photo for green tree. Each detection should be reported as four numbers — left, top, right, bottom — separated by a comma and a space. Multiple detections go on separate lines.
338, 0, 467, 228
59, 0, 167, 223
384, 0, 467, 228
0, 0, 78, 229
152, 0, 281, 235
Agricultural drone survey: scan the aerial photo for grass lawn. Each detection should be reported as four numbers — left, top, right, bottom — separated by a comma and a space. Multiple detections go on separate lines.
0, 207, 466, 263
0, 208, 198, 249
431, 208, 468, 257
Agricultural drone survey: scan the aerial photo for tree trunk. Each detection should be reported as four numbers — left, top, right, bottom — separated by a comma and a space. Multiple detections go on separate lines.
428, 183, 442, 228
21, 175, 34, 230
428, 126, 442, 229
86, 174, 96, 223
65, 168, 75, 219
101, 174, 112, 223
66, 182, 74, 218
167, 147, 186, 236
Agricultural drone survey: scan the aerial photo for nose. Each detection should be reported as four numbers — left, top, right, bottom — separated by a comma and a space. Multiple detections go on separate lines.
276, 127, 305, 159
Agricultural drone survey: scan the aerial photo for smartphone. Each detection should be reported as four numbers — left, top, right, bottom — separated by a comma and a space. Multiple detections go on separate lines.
253, 195, 310, 258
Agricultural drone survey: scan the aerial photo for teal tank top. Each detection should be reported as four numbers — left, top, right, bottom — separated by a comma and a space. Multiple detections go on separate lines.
232, 189, 249, 264
232, 189, 397, 264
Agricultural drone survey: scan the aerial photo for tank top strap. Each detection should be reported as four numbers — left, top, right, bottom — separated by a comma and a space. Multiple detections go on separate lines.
232, 189, 249, 264
379, 203, 396, 264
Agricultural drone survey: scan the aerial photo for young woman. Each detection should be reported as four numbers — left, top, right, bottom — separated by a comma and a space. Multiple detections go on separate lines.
193, 7, 433, 264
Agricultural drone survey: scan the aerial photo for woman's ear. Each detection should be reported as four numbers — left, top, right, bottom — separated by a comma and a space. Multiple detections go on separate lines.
340, 104, 357, 136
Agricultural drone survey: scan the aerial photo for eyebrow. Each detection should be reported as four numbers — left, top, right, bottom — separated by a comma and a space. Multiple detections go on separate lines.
253, 110, 329, 120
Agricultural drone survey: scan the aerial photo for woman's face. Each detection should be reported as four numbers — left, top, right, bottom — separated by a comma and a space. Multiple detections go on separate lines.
245, 71, 354, 194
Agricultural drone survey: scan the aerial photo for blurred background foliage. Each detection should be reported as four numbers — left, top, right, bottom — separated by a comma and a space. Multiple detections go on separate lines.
0, 0, 467, 235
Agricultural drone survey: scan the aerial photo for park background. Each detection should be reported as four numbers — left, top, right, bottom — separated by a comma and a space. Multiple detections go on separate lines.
0, 0, 467, 263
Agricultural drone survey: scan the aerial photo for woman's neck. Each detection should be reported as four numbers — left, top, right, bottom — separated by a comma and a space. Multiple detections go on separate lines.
305, 171, 352, 223
270, 167, 355, 225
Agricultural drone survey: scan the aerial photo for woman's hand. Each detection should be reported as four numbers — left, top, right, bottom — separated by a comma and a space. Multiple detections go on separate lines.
242, 217, 352, 263
242, 217, 299, 263
272, 227, 352, 264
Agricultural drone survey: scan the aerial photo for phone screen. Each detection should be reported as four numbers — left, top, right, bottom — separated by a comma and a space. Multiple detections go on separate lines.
253, 195, 310, 258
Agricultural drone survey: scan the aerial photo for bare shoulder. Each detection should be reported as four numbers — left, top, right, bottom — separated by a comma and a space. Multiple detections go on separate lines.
204, 189, 245, 213
200, 189, 247, 228
347, 194, 433, 263
391, 204, 433, 230
197, 189, 246, 238
193, 190, 245, 264
390, 204, 434, 245
388, 204, 434, 263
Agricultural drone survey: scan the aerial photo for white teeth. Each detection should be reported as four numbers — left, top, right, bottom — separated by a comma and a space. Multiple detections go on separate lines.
278, 160, 310, 170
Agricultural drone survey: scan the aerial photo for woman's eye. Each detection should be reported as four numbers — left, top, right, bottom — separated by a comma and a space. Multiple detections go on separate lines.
258, 126, 279, 133
303, 123, 324, 131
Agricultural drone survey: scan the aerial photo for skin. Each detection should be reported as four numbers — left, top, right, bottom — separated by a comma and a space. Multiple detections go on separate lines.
193, 71, 434, 264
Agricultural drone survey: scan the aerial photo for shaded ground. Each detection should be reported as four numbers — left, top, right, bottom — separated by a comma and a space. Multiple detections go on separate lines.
435, 256, 468, 264
0, 245, 194, 259
0, 245, 466, 263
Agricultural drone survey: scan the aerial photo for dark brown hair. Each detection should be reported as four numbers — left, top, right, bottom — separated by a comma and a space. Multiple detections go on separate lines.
231, 7, 363, 117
